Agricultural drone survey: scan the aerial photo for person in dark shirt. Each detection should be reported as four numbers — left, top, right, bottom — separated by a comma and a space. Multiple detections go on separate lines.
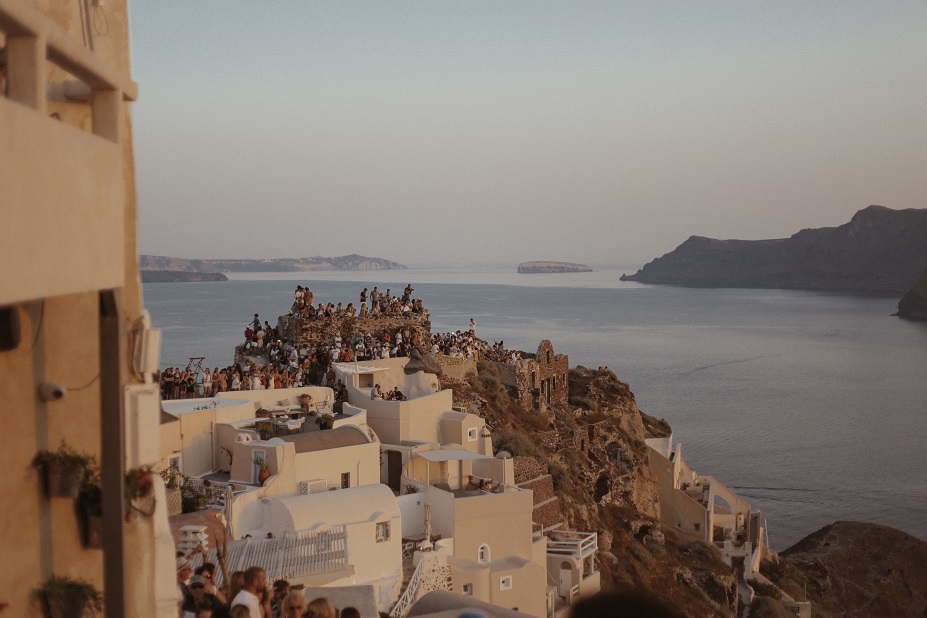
182, 575, 229, 618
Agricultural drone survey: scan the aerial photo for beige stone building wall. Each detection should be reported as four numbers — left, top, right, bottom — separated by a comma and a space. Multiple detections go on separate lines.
431, 352, 477, 380
0, 1, 166, 615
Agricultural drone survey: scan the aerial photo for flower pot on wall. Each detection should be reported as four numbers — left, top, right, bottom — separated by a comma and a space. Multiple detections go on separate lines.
31, 442, 96, 500
76, 486, 103, 549
45, 462, 85, 499
38, 575, 103, 618
258, 469, 270, 485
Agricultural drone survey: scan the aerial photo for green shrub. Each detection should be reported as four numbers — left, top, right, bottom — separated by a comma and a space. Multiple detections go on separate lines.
180, 479, 213, 513
493, 429, 542, 459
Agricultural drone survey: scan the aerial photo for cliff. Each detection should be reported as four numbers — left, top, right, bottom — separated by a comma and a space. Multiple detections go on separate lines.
620, 206, 927, 294
141, 270, 228, 283
445, 362, 927, 617
759, 521, 927, 617
443, 365, 739, 617
517, 261, 593, 274
139, 253, 406, 272
896, 267, 927, 321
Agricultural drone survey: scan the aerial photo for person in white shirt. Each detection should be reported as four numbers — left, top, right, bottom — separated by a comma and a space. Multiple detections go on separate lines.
370, 384, 383, 399
231, 566, 268, 618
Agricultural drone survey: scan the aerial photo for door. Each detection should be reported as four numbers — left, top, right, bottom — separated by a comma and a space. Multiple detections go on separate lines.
387, 451, 403, 491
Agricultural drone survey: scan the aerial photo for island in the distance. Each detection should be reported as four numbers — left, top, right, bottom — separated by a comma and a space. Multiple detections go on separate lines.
620, 205, 927, 294
141, 270, 228, 283
139, 253, 406, 273
517, 261, 593, 274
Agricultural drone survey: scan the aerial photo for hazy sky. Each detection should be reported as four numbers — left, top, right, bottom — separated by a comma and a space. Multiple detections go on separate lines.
130, 2, 927, 267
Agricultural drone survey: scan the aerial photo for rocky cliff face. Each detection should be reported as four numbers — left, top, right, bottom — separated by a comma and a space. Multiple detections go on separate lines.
761, 521, 927, 618
139, 253, 406, 272
621, 205, 927, 294
897, 267, 927, 321
443, 364, 739, 617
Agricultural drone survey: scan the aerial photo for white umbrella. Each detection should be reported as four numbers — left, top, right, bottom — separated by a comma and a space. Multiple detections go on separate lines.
421, 502, 433, 551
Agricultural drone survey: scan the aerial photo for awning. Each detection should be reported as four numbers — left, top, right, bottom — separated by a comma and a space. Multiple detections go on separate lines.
415, 449, 491, 462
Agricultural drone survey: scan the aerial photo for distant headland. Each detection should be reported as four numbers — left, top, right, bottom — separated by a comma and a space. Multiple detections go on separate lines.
139, 253, 407, 273
620, 205, 927, 295
517, 261, 593, 274
141, 270, 228, 283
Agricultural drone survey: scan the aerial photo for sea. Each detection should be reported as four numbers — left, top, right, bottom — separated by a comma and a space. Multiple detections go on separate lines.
143, 265, 927, 551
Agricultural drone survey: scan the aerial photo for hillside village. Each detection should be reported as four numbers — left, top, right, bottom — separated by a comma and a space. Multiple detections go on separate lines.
158, 289, 808, 617
0, 2, 792, 615
5, 2, 926, 617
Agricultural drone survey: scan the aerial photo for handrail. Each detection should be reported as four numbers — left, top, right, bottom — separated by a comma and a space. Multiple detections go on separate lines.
389, 558, 425, 618
0, 0, 137, 100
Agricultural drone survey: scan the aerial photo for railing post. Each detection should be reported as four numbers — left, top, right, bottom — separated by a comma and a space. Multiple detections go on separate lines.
91, 87, 121, 142
6, 33, 46, 112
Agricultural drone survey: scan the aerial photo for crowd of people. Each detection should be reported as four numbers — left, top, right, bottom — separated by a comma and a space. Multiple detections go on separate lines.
157, 286, 526, 401
177, 554, 360, 618
427, 327, 523, 364
290, 284, 427, 320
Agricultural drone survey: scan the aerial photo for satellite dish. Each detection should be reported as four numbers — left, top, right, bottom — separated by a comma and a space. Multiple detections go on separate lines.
497, 450, 513, 459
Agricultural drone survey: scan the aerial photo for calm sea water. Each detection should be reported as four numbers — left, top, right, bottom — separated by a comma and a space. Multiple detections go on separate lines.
143, 266, 927, 550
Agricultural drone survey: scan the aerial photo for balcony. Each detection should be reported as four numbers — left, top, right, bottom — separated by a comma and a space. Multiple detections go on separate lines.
0, 0, 137, 305
546, 530, 597, 560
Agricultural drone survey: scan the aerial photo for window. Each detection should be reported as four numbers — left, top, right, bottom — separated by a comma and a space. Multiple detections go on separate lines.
478, 544, 490, 564
467, 427, 478, 442
251, 449, 266, 484
0, 306, 20, 352
376, 521, 390, 542
341, 472, 350, 489
500, 576, 513, 591
462, 583, 473, 596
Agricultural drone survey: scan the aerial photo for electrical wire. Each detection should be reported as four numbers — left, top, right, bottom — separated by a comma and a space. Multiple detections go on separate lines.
68, 373, 100, 392
92, 3, 108, 36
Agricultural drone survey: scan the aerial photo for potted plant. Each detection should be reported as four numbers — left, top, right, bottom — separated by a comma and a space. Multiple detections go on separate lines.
315, 413, 334, 430
32, 442, 95, 499
297, 393, 313, 411
76, 465, 102, 549
36, 575, 103, 618
252, 456, 270, 485
124, 466, 156, 520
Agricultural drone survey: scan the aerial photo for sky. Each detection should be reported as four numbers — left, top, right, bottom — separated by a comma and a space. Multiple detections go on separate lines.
129, 2, 927, 268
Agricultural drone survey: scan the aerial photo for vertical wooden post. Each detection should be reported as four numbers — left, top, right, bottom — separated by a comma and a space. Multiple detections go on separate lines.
92, 88, 121, 142
6, 34, 46, 112
99, 289, 126, 618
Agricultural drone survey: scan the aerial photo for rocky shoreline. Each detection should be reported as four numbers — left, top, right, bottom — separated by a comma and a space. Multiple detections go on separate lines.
896, 267, 927, 321
141, 270, 228, 283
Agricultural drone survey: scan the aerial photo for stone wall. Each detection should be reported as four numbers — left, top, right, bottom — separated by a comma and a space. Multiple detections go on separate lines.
513, 456, 563, 531
565, 421, 612, 455
536, 430, 562, 451
513, 456, 547, 484
533, 494, 563, 530
293, 313, 432, 347
431, 353, 477, 380
490, 340, 569, 410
